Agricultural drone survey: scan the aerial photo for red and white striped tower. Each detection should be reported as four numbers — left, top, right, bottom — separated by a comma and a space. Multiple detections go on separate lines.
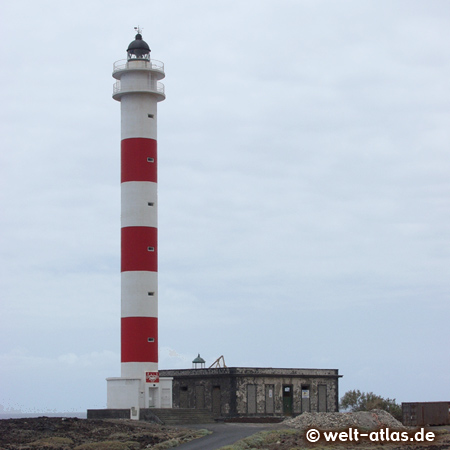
107, 31, 170, 414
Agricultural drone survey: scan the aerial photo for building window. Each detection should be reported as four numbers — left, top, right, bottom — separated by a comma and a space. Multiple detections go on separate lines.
148, 114, 154, 118
147, 157, 154, 163
148, 292, 154, 296
148, 247, 154, 252
148, 337, 155, 342
148, 202, 154, 206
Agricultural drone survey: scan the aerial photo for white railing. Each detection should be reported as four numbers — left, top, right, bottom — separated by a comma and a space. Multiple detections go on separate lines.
113, 81, 165, 96
113, 59, 164, 73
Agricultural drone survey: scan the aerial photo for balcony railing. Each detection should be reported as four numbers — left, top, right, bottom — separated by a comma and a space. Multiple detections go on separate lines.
113, 80, 165, 97
113, 59, 164, 73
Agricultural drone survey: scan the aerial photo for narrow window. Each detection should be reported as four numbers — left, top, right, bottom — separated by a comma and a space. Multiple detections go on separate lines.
148, 337, 155, 342
148, 202, 154, 206
147, 157, 154, 163
148, 247, 154, 252
148, 292, 154, 296
148, 114, 154, 118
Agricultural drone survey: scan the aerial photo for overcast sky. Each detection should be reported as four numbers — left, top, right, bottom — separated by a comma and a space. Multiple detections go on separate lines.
1, 0, 449, 414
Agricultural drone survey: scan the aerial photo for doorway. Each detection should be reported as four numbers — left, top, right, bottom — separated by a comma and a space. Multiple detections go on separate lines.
318, 385, 327, 412
282, 385, 293, 416
195, 385, 205, 409
265, 384, 274, 414
301, 385, 310, 412
212, 386, 221, 415
247, 384, 257, 414
180, 386, 189, 408
148, 387, 158, 408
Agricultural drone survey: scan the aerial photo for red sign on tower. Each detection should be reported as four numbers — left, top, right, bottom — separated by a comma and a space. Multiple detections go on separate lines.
145, 371, 160, 383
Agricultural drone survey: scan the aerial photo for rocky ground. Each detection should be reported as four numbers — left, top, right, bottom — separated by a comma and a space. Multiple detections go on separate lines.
284, 409, 407, 430
0, 416, 208, 449
225, 427, 450, 450
220, 411, 450, 450
0, 413, 449, 450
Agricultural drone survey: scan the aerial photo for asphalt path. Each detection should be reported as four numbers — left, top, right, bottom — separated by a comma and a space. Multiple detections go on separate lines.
175, 422, 282, 450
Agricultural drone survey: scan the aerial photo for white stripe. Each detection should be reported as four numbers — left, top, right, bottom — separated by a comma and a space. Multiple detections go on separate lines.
122, 271, 158, 318
121, 362, 158, 379
121, 94, 157, 140
121, 181, 157, 228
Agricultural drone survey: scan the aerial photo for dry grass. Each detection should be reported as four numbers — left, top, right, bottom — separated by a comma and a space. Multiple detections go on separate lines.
28, 436, 74, 448
73, 441, 140, 450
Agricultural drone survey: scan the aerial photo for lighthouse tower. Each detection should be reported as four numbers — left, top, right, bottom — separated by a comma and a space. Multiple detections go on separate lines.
106, 31, 172, 417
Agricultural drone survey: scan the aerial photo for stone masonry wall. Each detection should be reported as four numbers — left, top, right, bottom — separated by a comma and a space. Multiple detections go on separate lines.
159, 367, 340, 417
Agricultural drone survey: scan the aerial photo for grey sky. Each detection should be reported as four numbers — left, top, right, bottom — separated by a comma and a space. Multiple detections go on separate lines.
1, 0, 449, 412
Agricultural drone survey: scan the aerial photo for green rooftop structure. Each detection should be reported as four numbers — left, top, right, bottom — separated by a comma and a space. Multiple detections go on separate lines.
192, 354, 206, 369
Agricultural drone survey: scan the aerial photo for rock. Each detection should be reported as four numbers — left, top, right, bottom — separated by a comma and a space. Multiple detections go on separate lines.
284, 409, 406, 430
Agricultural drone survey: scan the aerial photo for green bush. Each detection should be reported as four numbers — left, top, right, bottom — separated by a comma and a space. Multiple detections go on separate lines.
340, 389, 402, 421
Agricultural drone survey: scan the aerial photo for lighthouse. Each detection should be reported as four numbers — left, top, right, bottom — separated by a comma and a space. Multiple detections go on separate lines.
106, 30, 172, 417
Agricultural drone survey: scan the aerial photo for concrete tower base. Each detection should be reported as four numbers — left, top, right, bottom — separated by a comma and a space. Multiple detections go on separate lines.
105, 377, 173, 420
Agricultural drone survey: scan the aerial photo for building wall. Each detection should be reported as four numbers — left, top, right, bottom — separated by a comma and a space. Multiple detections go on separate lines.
235, 374, 338, 415
160, 367, 340, 417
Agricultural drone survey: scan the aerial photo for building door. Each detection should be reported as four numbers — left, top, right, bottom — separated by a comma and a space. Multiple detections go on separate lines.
212, 386, 221, 415
161, 388, 171, 408
318, 385, 327, 412
180, 386, 189, 408
148, 387, 157, 408
301, 386, 310, 412
195, 385, 205, 409
282, 385, 293, 416
265, 384, 274, 414
247, 384, 257, 414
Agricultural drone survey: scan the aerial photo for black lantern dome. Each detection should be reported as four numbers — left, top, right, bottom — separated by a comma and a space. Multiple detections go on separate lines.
127, 33, 151, 60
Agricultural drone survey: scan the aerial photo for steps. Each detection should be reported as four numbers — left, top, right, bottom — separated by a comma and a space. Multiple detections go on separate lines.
148, 408, 216, 425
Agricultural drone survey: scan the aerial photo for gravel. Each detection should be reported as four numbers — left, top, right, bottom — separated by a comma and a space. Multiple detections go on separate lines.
284, 409, 406, 430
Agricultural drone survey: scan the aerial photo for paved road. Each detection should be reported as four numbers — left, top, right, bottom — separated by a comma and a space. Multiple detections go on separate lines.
175, 422, 281, 450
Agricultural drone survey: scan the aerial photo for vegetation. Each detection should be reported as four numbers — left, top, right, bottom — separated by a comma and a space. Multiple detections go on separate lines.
29, 437, 74, 448
340, 389, 402, 421
74, 441, 139, 450
219, 429, 302, 450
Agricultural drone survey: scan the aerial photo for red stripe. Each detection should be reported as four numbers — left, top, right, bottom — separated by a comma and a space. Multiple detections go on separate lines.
121, 227, 157, 272
121, 138, 157, 183
121, 317, 158, 363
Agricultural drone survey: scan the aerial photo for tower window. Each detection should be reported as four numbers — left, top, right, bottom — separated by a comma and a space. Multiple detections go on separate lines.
148, 247, 154, 252
147, 157, 154, 163
148, 202, 154, 206
148, 292, 154, 296
148, 337, 155, 342
148, 114, 154, 118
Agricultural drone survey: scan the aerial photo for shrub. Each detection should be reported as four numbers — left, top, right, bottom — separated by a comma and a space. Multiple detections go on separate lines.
340, 389, 402, 421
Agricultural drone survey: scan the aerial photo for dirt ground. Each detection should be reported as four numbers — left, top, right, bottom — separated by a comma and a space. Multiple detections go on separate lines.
0, 416, 208, 449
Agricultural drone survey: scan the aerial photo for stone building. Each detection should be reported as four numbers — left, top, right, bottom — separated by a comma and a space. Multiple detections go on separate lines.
159, 367, 341, 418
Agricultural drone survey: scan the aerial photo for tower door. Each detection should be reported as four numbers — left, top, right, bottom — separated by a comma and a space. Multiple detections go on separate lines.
161, 388, 171, 408
148, 387, 158, 408
282, 385, 293, 416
